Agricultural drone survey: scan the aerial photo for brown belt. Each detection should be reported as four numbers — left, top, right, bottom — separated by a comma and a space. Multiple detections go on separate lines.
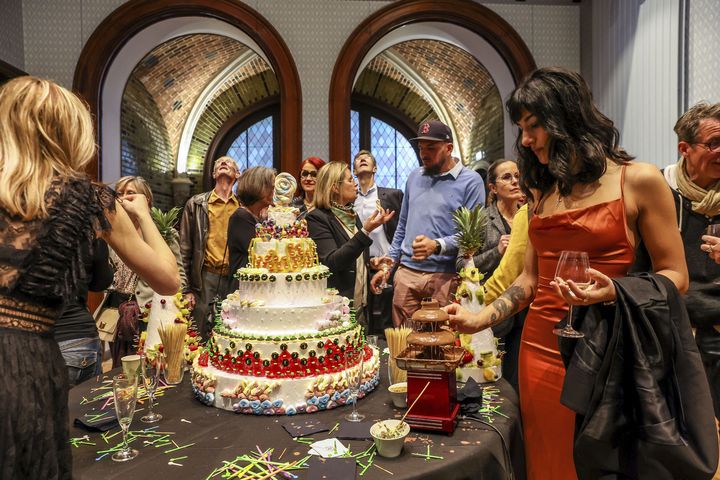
0, 295, 57, 333
204, 264, 230, 276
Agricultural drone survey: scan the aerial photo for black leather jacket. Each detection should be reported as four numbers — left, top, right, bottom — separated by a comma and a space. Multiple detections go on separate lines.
559, 273, 718, 480
179, 191, 211, 295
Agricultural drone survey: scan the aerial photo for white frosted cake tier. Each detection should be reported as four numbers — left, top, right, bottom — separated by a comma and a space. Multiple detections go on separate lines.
231, 266, 331, 307
191, 346, 380, 415
220, 298, 350, 336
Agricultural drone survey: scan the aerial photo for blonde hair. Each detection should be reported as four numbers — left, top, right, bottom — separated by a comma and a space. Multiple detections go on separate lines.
0, 76, 96, 220
115, 176, 154, 207
314, 161, 349, 210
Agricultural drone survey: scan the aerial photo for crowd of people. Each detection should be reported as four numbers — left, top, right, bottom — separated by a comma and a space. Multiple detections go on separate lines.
1, 67, 719, 479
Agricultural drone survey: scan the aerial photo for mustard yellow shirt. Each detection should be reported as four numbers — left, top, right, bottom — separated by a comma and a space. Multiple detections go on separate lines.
483, 204, 529, 304
204, 190, 239, 268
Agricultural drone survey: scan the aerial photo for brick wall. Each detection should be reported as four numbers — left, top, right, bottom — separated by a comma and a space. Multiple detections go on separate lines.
186, 57, 277, 194
120, 75, 174, 209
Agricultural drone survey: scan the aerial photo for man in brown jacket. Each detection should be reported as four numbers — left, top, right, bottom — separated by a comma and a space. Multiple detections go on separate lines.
179, 156, 241, 340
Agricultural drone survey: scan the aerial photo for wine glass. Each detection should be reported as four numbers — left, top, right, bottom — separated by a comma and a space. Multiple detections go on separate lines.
343, 348, 365, 422
379, 263, 391, 289
705, 224, 720, 237
140, 353, 163, 423
112, 373, 139, 462
553, 250, 590, 338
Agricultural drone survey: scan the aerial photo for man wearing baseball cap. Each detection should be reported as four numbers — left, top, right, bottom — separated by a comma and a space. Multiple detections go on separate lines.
371, 120, 485, 326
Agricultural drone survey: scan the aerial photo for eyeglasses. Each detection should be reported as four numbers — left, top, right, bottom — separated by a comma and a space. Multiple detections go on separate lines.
693, 139, 720, 153
496, 173, 520, 184
300, 170, 317, 178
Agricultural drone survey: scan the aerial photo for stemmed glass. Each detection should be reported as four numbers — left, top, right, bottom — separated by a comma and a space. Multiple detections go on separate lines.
704, 224, 720, 283
112, 373, 139, 462
344, 348, 365, 422
140, 353, 163, 423
553, 250, 590, 338
379, 263, 391, 289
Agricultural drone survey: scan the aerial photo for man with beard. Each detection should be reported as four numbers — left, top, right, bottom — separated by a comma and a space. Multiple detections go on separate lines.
371, 120, 484, 326
179, 156, 241, 340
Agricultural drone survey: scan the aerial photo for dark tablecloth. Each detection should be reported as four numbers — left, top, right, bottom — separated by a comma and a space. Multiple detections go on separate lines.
69, 359, 525, 479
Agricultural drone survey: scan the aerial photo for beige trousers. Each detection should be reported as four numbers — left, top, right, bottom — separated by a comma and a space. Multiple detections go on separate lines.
391, 265, 459, 327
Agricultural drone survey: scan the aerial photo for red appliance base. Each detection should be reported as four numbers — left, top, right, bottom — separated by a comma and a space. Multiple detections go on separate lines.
405, 403, 460, 434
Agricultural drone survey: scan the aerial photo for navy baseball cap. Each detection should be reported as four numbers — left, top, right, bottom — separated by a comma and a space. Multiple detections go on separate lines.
411, 120, 453, 143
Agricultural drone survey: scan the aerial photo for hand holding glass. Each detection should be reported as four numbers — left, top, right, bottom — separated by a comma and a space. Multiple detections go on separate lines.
553, 250, 590, 338
344, 348, 365, 422
141, 354, 163, 423
112, 373, 139, 462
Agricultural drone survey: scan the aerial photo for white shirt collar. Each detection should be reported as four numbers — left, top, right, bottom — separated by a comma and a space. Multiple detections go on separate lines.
436, 160, 463, 179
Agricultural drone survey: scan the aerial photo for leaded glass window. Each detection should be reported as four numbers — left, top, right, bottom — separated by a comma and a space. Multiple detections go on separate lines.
225, 115, 274, 171
350, 108, 419, 191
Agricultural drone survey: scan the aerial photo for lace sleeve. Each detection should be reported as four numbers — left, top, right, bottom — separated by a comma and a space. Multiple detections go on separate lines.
91, 183, 117, 232
15, 178, 115, 304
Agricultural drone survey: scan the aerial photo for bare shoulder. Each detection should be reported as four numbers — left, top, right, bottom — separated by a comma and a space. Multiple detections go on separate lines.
624, 161, 667, 192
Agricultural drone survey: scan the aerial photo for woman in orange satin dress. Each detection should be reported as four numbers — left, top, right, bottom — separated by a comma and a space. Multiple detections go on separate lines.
444, 68, 688, 480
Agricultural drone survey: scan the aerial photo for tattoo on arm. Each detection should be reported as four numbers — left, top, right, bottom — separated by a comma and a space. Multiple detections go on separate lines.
488, 285, 534, 327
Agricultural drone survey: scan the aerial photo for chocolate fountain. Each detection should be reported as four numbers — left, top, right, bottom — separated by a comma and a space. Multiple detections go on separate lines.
395, 299, 464, 433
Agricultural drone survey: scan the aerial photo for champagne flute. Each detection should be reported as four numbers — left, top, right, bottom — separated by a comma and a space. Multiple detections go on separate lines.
553, 250, 590, 338
112, 373, 139, 462
140, 353, 163, 423
704, 224, 720, 283
344, 348, 365, 422
379, 263, 391, 289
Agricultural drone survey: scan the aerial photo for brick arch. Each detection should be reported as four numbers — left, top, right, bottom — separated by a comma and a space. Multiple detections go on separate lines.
73, 0, 301, 181
329, 0, 536, 163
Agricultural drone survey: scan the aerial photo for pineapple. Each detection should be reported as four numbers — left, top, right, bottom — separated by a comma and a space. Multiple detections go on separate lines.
151, 206, 181, 243
453, 205, 487, 259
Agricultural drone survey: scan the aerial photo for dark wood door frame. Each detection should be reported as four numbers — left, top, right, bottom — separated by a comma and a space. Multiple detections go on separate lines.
328, 0, 536, 164
73, 0, 301, 181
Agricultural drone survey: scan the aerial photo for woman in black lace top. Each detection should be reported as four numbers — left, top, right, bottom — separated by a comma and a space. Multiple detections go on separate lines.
0, 76, 180, 479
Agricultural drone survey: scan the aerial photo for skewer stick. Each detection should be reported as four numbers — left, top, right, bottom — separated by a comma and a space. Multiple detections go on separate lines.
399, 381, 431, 425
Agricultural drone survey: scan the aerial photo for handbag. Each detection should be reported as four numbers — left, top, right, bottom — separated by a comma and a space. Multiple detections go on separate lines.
116, 299, 141, 341
95, 306, 119, 343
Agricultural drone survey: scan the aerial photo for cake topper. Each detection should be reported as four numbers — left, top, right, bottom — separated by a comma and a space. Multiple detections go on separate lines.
273, 172, 297, 206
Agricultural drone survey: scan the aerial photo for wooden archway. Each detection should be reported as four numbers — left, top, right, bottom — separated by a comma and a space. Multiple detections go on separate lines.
328, 0, 536, 163
73, 0, 301, 180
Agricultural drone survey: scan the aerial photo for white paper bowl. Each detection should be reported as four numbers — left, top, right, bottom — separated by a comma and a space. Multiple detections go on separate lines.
388, 382, 408, 408
370, 419, 410, 458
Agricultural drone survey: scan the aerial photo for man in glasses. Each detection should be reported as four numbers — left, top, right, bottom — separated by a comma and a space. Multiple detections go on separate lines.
644, 102, 720, 433
352, 150, 403, 334
179, 156, 242, 340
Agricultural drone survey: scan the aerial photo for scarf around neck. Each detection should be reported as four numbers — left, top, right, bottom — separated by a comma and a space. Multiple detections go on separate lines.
675, 156, 720, 217
331, 202, 357, 233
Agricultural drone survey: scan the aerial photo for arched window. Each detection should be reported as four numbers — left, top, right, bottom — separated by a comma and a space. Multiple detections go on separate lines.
350, 100, 420, 191
206, 103, 279, 186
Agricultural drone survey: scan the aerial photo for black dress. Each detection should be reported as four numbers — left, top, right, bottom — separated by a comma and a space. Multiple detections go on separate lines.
0, 177, 114, 480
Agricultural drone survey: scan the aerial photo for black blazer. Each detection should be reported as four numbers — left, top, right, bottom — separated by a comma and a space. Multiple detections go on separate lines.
377, 187, 403, 244
306, 208, 372, 301
227, 208, 257, 285
560, 273, 718, 480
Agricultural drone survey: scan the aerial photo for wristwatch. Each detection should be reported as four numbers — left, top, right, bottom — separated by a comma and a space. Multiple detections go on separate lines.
433, 240, 442, 255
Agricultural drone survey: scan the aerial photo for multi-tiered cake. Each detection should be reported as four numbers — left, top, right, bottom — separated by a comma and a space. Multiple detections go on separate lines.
191, 174, 380, 415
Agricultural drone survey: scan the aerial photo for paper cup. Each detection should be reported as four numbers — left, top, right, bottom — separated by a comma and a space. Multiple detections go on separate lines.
121, 354, 141, 381
370, 419, 410, 458
388, 382, 408, 408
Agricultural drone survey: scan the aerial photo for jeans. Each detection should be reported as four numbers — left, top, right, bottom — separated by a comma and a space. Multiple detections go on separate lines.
58, 337, 103, 387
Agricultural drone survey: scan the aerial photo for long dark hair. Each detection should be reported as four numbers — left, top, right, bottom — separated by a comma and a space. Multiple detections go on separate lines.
506, 67, 633, 201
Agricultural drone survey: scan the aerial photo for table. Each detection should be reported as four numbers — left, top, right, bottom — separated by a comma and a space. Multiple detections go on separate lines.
70, 360, 525, 479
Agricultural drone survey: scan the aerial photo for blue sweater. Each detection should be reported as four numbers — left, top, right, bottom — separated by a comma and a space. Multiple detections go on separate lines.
389, 163, 484, 273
